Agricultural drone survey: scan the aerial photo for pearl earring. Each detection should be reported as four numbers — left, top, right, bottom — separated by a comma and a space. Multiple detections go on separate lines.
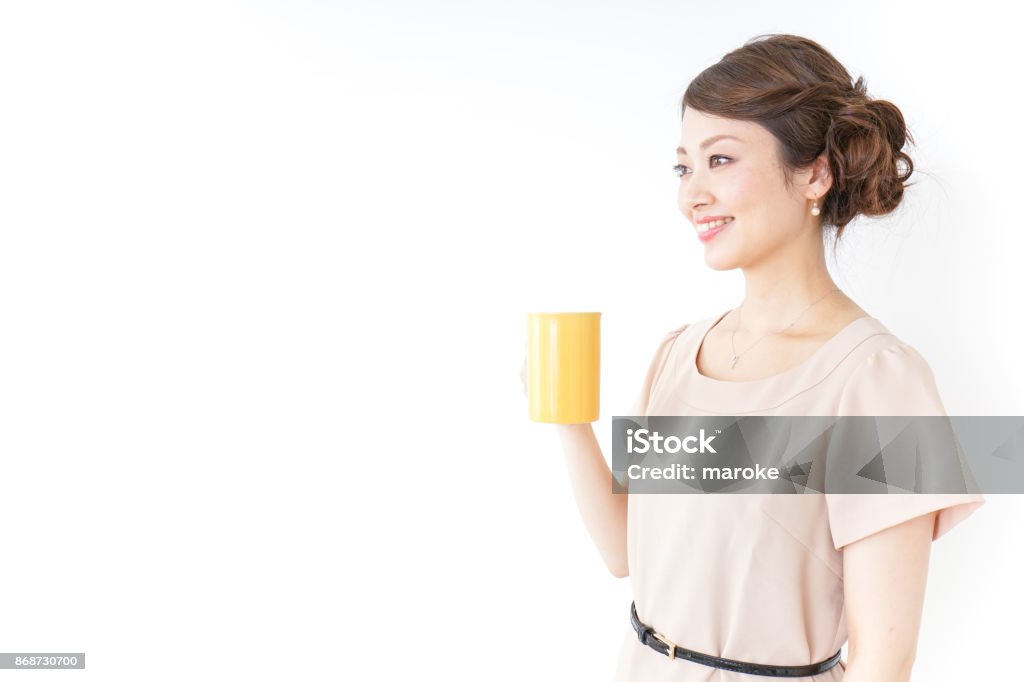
810, 197, 820, 216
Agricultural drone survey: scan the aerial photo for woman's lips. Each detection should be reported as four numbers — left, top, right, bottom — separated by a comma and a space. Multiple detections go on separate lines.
698, 220, 732, 242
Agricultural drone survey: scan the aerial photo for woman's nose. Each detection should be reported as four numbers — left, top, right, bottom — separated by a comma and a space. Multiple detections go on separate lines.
681, 177, 713, 215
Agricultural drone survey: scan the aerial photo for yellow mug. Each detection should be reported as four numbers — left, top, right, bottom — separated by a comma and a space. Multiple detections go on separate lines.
527, 312, 601, 424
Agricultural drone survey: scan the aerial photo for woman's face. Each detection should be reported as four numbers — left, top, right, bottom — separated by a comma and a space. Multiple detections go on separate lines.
676, 108, 821, 271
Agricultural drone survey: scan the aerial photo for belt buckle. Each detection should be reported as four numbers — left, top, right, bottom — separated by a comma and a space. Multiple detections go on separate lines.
651, 631, 678, 660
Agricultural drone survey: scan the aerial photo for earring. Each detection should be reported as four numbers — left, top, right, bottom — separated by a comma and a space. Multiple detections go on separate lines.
810, 197, 821, 216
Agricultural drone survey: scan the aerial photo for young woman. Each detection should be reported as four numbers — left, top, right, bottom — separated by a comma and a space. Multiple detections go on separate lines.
528, 34, 986, 681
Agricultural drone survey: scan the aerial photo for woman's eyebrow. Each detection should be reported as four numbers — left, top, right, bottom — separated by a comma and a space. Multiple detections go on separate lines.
676, 134, 743, 156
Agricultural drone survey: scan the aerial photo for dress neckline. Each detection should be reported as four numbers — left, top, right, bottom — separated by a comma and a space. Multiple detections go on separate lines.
691, 308, 880, 387
653, 311, 896, 414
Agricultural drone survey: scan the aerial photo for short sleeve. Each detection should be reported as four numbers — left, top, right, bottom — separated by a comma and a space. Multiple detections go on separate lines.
826, 342, 985, 550
628, 324, 688, 417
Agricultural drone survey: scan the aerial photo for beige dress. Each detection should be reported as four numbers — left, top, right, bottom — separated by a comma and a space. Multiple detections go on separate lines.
614, 311, 986, 681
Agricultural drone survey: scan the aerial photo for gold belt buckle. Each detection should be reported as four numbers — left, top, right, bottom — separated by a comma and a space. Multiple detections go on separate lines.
651, 631, 678, 660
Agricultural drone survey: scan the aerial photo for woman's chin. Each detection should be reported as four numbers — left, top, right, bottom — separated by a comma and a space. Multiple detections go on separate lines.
703, 251, 743, 271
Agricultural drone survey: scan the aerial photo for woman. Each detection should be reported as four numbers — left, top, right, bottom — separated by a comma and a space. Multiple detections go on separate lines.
525, 34, 985, 681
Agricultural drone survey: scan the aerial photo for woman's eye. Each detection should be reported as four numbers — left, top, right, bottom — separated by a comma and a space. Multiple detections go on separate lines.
673, 155, 730, 178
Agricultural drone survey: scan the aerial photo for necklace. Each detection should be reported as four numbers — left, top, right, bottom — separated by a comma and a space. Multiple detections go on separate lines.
729, 288, 842, 368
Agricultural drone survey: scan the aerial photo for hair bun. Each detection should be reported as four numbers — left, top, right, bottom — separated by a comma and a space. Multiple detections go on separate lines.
825, 96, 914, 229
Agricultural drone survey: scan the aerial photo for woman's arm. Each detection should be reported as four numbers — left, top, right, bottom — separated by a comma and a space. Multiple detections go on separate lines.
521, 356, 628, 577
557, 423, 629, 578
841, 510, 937, 682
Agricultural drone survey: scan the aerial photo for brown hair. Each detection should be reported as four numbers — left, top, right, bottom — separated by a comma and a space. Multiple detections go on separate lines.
682, 34, 914, 248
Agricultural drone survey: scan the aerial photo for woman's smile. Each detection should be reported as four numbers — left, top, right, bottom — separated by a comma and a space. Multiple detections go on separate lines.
697, 217, 734, 241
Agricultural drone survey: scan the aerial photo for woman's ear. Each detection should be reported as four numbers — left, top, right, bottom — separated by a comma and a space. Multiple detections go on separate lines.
809, 152, 833, 198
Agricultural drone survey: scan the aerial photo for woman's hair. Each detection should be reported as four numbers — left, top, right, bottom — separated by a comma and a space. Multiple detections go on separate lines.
682, 34, 914, 248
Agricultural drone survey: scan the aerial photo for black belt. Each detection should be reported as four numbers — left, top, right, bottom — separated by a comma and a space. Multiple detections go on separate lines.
631, 601, 842, 677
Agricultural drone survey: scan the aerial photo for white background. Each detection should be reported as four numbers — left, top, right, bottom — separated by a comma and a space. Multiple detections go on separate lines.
0, 1, 1021, 680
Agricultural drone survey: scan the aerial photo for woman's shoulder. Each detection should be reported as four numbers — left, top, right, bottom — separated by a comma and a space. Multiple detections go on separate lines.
659, 312, 724, 340
664, 321, 692, 339
643, 315, 722, 373
650, 317, 713, 354
835, 320, 947, 415
845, 332, 939, 387
646, 322, 693, 361
841, 317, 936, 373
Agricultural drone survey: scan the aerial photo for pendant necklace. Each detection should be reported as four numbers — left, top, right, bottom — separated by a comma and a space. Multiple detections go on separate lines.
729, 289, 842, 368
